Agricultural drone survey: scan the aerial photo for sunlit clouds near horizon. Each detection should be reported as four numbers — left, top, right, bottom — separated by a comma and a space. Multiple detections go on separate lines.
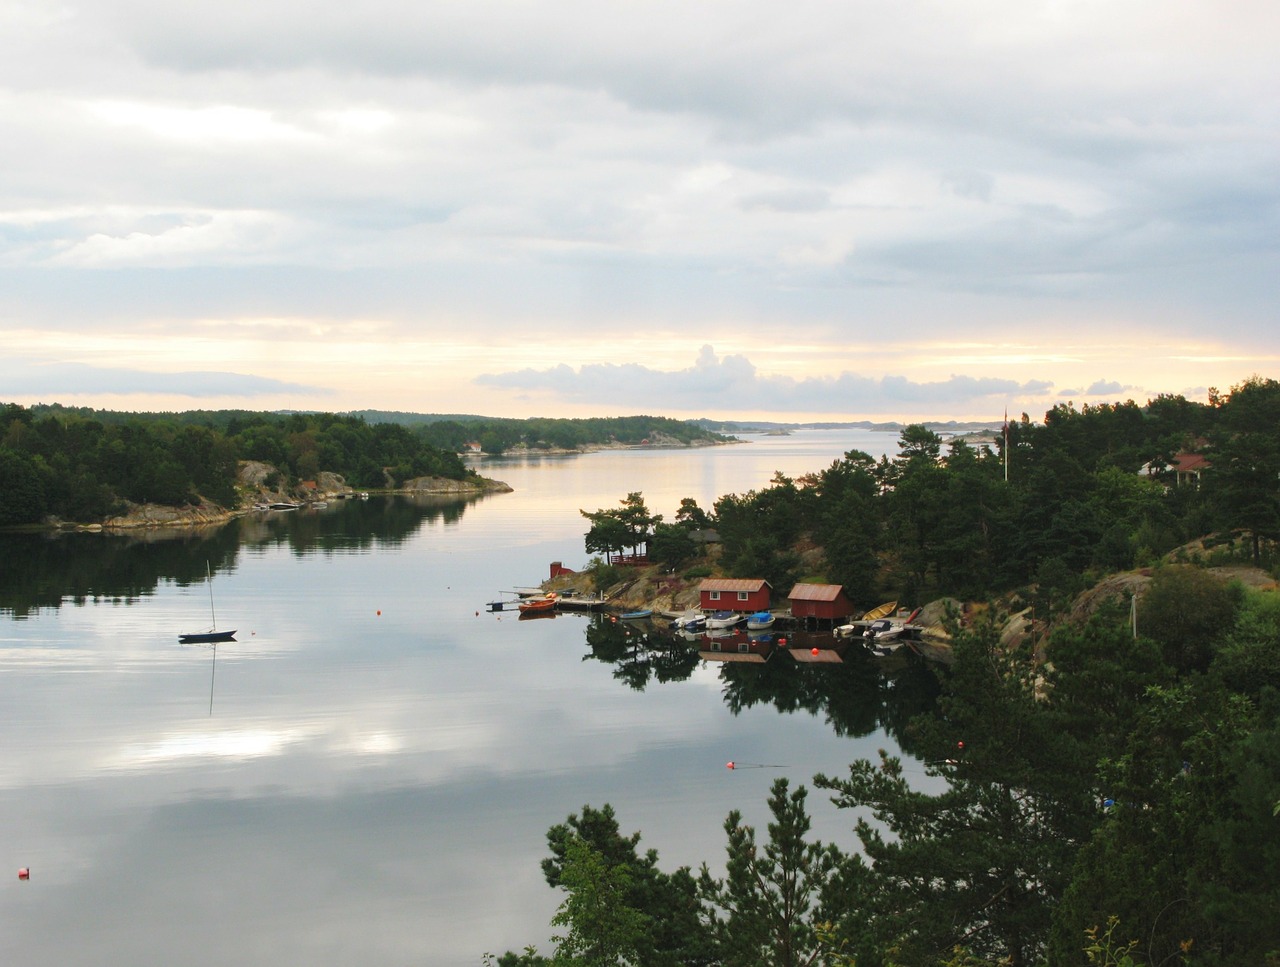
2, 1, 1277, 422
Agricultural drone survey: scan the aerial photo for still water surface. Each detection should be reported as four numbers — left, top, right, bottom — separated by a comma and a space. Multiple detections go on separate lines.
1, 429, 937, 966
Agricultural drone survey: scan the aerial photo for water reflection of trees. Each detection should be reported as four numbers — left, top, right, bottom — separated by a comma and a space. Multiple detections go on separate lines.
0, 494, 486, 616
239, 493, 481, 554
580, 617, 940, 743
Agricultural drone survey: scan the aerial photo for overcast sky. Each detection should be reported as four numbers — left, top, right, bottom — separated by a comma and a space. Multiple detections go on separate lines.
2, 1, 1277, 422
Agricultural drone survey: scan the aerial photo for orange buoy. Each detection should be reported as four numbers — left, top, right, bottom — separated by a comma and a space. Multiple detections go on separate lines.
18, 867, 29, 880
376, 610, 381, 616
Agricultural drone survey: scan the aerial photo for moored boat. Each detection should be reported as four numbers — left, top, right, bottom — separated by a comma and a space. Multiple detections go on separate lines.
179, 629, 236, 644
745, 611, 775, 630
178, 562, 237, 643
670, 611, 706, 631
705, 611, 743, 629
518, 593, 557, 614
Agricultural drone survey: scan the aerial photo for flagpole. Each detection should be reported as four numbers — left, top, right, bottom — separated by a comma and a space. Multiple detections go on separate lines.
1003, 408, 1009, 483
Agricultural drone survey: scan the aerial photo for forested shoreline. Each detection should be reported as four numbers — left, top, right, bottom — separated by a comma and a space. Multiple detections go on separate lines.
0, 406, 729, 527
492, 378, 1280, 967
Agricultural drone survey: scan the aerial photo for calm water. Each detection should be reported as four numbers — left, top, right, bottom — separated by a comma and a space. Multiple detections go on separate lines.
0, 429, 938, 966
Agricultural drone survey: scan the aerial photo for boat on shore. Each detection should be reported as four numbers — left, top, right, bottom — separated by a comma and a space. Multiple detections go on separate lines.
834, 600, 899, 639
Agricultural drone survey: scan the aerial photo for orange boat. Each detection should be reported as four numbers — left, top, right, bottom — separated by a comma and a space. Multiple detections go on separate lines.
518, 593, 557, 615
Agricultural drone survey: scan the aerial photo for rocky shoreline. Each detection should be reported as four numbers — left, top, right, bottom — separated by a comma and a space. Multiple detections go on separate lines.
41, 462, 513, 532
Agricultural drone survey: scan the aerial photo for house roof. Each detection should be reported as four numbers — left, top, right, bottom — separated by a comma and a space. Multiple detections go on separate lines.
698, 578, 770, 593
787, 583, 845, 602
1172, 452, 1210, 473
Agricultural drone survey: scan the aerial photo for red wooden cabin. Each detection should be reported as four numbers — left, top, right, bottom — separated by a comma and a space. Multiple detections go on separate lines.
698, 578, 771, 613
788, 583, 853, 623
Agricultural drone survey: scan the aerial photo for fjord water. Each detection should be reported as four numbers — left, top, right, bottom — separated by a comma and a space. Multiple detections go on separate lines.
0, 429, 928, 966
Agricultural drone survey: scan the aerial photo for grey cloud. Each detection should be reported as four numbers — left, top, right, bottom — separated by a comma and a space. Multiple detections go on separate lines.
1085, 379, 1126, 395
477, 347, 1051, 414
1058, 380, 1128, 398
941, 169, 994, 202
0, 361, 327, 398
738, 189, 831, 213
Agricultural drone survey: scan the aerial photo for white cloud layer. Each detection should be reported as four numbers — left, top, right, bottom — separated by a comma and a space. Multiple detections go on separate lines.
2, 0, 1277, 419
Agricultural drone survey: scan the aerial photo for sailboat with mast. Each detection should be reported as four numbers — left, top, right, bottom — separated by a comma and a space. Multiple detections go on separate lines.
179, 563, 237, 643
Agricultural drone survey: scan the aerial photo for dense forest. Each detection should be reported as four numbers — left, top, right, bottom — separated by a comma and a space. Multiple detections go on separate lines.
499, 377, 1280, 967
0, 405, 472, 525
0, 406, 727, 527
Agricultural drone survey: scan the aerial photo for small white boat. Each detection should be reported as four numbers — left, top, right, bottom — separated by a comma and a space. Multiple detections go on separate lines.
671, 611, 706, 631
705, 611, 743, 630
745, 611, 775, 631
865, 618, 903, 642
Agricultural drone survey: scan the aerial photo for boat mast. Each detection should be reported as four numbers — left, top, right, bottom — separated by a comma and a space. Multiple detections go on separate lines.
206, 561, 217, 630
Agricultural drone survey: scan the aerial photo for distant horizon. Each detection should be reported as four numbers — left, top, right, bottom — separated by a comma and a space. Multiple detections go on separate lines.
10, 396, 1191, 434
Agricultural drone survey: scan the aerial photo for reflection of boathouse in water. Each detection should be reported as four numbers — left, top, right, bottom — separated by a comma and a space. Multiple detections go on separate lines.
698, 632, 776, 663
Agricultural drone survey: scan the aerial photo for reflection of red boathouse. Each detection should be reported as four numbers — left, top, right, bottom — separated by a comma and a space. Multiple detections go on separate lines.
787, 641, 849, 664
698, 631, 776, 662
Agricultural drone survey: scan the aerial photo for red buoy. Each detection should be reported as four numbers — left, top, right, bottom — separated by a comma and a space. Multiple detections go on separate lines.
726, 761, 735, 770
811, 647, 820, 656
18, 867, 29, 880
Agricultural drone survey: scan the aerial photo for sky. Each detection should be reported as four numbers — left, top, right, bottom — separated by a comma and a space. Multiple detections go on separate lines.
2, 0, 1277, 423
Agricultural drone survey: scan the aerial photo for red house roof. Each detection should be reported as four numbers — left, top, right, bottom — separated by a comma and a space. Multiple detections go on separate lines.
698, 578, 771, 594
787, 583, 845, 602
1171, 452, 1210, 473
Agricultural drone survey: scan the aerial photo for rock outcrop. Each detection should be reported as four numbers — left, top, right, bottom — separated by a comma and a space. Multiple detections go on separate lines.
402, 475, 513, 495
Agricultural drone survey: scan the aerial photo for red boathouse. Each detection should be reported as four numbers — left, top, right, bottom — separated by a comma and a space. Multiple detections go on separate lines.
787, 583, 853, 626
698, 578, 771, 613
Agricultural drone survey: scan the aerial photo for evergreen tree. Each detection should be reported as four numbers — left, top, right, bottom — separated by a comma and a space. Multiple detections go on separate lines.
697, 778, 845, 967
815, 614, 1097, 966
542, 805, 716, 966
